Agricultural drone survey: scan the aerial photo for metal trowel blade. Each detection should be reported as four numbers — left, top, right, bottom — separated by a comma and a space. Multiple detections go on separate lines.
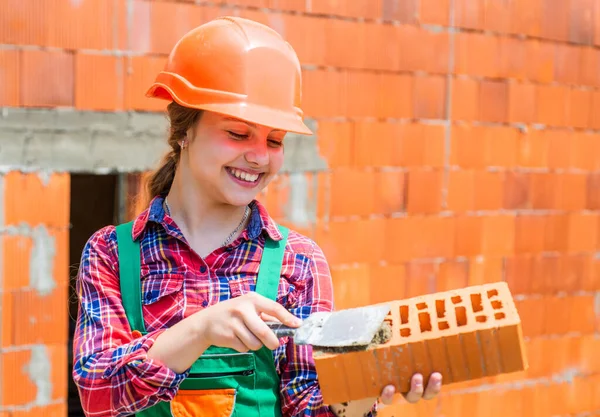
293, 303, 391, 348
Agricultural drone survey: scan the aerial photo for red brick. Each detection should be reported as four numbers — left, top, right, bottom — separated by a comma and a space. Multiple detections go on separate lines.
483, 0, 512, 33
420, 0, 450, 26
473, 171, 505, 211
330, 265, 370, 310
517, 129, 549, 168
381, 0, 418, 23
554, 44, 582, 84
324, 19, 365, 69
579, 47, 600, 86
285, 15, 327, 66
315, 219, 386, 265
565, 213, 598, 253
480, 80, 508, 123
396, 123, 445, 167
329, 169, 375, 218
75, 54, 123, 111
567, 88, 593, 129
511, 0, 543, 37
514, 215, 546, 254
124, 55, 169, 112
405, 169, 443, 214
536, 84, 570, 126
447, 170, 474, 212
453, 0, 485, 30
587, 173, 600, 209
4, 172, 70, 228
514, 298, 545, 337
541, 0, 570, 41
0, 50, 20, 107
573, 132, 600, 171
12, 286, 68, 346
525, 40, 556, 83
454, 32, 501, 78
591, 91, 600, 129
507, 82, 536, 123
0, 1, 51, 45
468, 257, 503, 286
363, 23, 401, 71
373, 171, 405, 215
317, 121, 353, 168
437, 260, 469, 292
503, 171, 530, 210
21, 50, 74, 107
399, 28, 450, 74
141, 1, 206, 55
47, 0, 115, 50
1, 292, 14, 348
353, 122, 397, 168
569, 0, 595, 44
268, 0, 306, 12
404, 261, 438, 298
498, 37, 528, 80
376, 73, 413, 119
413, 75, 446, 119
345, 71, 379, 118
2, 350, 37, 406
314, 282, 528, 405
451, 78, 479, 121
595, 0, 600, 46
369, 264, 407, 304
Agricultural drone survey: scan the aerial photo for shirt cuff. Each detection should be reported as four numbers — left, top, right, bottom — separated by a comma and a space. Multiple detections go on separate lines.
102, 329, 190, 395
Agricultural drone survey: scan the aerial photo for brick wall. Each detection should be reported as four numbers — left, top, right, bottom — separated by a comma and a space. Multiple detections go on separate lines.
1, 1, 599, 416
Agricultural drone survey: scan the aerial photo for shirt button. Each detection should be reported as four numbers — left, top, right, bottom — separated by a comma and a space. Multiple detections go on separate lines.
202, 300, 208, 307
200, 265, 207, 273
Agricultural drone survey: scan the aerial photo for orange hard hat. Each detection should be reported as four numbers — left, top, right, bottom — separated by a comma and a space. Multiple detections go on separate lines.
145, 16, 312, 136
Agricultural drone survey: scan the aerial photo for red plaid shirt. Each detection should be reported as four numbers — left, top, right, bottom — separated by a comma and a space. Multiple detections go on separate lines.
72, 196, 337, 417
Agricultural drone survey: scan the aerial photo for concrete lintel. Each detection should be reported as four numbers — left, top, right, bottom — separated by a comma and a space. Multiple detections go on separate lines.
0, 108, 327, 174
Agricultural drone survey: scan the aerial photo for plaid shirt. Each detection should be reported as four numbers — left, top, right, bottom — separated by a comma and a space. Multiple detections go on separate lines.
72, 196, 338, 417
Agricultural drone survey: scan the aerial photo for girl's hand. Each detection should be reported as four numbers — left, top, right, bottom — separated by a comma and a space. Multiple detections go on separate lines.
194, 292, 301, 352
379, 372, 443, 405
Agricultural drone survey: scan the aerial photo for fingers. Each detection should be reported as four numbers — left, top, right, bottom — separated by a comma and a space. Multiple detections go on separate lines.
250, 293, 301, 327
422, 372, 442, 400
402, 373, 443, 404
403, 374, 424, 404
378, 385, 395, 406
243, 311, 281, 350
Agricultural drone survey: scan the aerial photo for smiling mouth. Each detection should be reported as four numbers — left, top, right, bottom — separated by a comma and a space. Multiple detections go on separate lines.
225, 167, 263, 184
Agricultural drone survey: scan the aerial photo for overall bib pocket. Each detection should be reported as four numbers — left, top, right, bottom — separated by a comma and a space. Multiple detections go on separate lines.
171, 351, 256, 417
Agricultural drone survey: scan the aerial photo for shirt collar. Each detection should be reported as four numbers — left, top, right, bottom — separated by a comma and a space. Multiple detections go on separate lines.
130, 195, 283, 242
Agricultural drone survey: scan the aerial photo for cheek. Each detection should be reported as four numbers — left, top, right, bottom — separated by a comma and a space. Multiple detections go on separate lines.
269, 149, 285, 172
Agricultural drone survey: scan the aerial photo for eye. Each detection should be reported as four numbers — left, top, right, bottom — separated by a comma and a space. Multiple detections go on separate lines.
227, 131, 249, 140
268, 139, 283, 148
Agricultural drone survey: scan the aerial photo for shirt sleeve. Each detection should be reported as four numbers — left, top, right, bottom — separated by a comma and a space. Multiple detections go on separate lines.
72, 226, 188, 417
276, 240, 338, 417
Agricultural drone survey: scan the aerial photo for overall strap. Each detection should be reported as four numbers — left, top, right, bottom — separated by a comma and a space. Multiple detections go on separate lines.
115, 221, 147, 334
255, 225, 289, 300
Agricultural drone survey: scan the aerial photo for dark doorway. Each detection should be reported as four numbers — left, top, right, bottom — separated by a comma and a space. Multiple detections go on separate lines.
68, 174, 119, 417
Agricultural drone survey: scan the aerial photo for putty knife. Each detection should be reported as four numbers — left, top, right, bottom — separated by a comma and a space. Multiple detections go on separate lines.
266, 303, 391, 348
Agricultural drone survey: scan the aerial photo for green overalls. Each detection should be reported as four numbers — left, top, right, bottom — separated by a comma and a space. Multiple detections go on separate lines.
115, 221, 289, 417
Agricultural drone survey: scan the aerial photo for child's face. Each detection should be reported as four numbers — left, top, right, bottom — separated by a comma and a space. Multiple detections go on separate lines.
180, 110, 286, 207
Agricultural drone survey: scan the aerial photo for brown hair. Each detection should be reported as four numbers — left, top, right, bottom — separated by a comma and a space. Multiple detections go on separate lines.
144, 101, 203, 206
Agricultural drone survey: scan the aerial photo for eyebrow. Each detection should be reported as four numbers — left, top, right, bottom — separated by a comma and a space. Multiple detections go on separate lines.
223, 117, 285, 134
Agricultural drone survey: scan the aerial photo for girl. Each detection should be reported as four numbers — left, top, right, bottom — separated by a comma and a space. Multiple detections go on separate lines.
72, 16, 442, 417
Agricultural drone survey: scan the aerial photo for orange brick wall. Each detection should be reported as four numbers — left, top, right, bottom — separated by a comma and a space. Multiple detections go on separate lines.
1, 1, 600, 416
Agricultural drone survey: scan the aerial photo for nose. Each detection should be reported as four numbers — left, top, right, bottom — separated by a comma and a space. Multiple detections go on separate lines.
244, 137, 269, 167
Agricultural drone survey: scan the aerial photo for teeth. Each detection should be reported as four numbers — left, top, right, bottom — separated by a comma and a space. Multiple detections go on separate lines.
229, 168, 259, 182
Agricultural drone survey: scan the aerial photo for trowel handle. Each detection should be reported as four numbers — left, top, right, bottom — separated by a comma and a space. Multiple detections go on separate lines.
265, 322, 297, 338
